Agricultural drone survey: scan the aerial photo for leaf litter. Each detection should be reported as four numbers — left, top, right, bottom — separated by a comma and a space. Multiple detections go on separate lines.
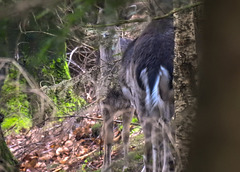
5, 108, 141, 172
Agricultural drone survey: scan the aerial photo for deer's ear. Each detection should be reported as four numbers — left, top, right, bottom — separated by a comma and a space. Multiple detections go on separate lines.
118, 2, 147, 20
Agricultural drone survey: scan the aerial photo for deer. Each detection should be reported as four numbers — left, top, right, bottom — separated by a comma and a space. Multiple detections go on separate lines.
101, 17, 176, 172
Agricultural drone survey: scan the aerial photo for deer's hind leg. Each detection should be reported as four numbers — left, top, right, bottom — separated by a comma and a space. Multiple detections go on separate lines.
152, 119, 163, 172
141, 117, 153, 172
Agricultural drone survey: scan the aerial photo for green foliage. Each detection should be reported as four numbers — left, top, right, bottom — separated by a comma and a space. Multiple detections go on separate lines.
0, 0, 133, 133
41, 56, 71, 85
2, 116, 31, 133
130, 126, 141, 134
38, 39, 85, 117
130, 117, 141, 133
0, 66, 32, 133
55, 91, 86, 117
131, 116, 138, 123
81, 162, 87, 172
19, 35, 69, 83
118, 124, 123, 130
133, 153, 143, 160
45, 84, 86, 117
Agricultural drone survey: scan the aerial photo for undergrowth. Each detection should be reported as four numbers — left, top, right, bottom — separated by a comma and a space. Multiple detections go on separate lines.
0, 66, 32, 133
0, 61, 86, 134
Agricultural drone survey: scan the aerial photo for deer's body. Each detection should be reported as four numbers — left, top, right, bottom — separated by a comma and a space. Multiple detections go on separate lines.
102, 18, 175, 172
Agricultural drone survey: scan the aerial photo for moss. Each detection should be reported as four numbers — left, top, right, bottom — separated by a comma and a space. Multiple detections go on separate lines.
0, 140, 18, 166
39, 45, 86, 118
41, 57, 71, 85
0, 66, 32, 134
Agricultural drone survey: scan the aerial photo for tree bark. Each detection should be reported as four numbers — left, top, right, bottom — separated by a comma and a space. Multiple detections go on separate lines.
0, 66, 19, 171
173, 0, 199, 170
0, 114, 19, 172
187, 1, 240, 171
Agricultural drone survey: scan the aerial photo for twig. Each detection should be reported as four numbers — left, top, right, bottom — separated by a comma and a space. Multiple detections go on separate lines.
77, 148, 100, 160
51, 114, 140, 126
21, 31, 57, 37
68, 47, 79, 67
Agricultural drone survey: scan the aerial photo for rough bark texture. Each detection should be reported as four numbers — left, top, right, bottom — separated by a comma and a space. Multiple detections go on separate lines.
0, 69, 5, 95
0, 114, 18, 172
0, 67, 19, 171
173, 0, 199, 170
187, 1, 240, 171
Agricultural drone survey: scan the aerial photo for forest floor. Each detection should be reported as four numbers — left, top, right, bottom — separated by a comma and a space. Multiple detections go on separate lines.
5, 108, 144, 172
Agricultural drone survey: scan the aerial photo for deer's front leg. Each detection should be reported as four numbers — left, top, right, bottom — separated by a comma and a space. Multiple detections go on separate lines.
122, 108, 134, 171
102, 107, 114, 172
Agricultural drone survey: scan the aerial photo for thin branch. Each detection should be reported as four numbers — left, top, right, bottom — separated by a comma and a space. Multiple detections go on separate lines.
68, 46, 79, 66
84, 2, 203, 28
50, 114, 140, 126
84, 18, 147, 28
21, 31, 57, 37
0, 58, 37, 88
153, 1, 203, 20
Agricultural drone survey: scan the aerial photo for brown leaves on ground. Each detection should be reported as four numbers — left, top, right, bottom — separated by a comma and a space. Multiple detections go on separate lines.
6, 112, 103, 171
5, 111, 128, 172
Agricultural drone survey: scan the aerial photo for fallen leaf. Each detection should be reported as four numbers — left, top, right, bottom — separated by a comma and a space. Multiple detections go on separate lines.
59, 156, 69, 164
64, 140, 73, 147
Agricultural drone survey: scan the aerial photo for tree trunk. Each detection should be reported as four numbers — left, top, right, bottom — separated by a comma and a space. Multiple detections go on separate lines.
0, 114, 19, 172
173, 0, 199, 170
0, 68, 6, 96
187, 1, 240, 171
0, 66, 19, 171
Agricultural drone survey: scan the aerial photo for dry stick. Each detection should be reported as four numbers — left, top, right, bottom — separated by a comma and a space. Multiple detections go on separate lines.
51, 114, 140, 126
84, 2, 203, 28
77, 148, 100, 160
46, 97, 140, 126
68, 46, 86, 74
68, 46, 80, 66
81, 42, 95, 50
